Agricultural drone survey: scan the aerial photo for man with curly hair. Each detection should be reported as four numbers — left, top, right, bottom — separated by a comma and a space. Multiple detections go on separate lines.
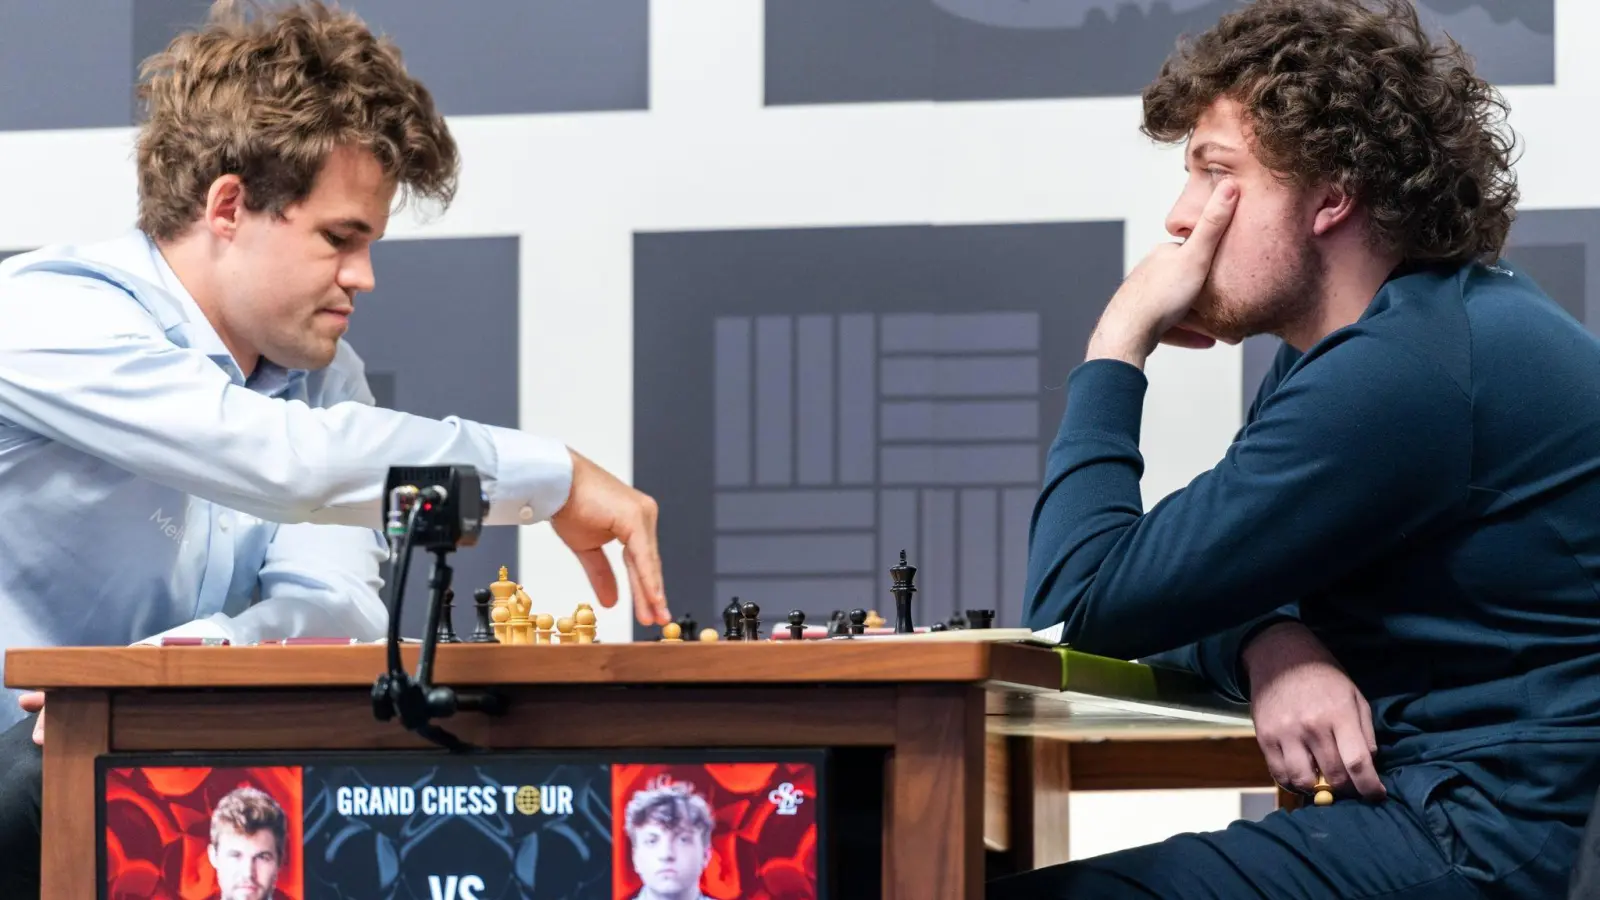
993, 1, 1600, 898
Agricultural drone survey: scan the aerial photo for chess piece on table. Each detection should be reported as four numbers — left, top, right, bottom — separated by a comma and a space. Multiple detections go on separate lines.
435, 588, 461, 643
1313, 773, 1334, 806
826, 610, 848, 638
675, 613, 698, 640
966, 609, 996, 630
890, 550, 917, 634
489, 566, 518, 643
535, 613, 555, 644
491, 595, 512, 643
723, 596, 744, 641
699, 628, 719, 642
556, 616, 575, 644
930, 621, 947, 632
740, 601, 762, 641
507, 587, 534, 645
865, 610, 885, 629
848, 609, 867, 636
661, 622, 683, 643
574, 606, 597, 643
787, 609, 806, 641
468, 588, 498, 643
947, 613, 968, 631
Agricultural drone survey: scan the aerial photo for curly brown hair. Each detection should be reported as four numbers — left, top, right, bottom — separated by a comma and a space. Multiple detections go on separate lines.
135, 0, 458, 241
1141, 0, 1518, 267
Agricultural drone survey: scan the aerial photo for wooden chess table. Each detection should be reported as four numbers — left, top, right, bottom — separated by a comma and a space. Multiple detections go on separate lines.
7, 637, 1272, 899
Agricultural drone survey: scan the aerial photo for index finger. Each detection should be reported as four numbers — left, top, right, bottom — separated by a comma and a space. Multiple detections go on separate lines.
1183, 178, 1239, 260
625, 534, 669, 625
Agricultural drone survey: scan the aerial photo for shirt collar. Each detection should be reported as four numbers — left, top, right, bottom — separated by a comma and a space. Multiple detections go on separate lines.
135, 231, 307, 398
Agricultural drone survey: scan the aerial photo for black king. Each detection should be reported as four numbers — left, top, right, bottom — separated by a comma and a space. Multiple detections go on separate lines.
890, 550, 917, 634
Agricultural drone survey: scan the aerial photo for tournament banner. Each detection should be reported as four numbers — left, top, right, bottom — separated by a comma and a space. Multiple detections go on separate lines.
99, 752, 823, 899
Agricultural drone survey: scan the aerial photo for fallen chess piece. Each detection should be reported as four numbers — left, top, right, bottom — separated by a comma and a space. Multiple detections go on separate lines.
1314, 773, 1334, 806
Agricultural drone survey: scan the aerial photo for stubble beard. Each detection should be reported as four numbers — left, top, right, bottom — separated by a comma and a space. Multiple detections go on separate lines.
1189, 235, 1325, 345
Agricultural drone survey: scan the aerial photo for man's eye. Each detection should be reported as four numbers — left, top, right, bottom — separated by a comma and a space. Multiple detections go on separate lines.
323, 231, 348, 249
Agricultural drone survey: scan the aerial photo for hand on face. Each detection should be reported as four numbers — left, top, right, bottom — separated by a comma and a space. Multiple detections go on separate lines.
1088, 178, 1239, 366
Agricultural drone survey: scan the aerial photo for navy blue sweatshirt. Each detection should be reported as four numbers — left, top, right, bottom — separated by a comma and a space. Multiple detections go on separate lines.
1027, 260, 1600, 885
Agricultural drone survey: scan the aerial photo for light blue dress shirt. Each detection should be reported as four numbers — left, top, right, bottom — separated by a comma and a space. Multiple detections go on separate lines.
0, 230, 574, 731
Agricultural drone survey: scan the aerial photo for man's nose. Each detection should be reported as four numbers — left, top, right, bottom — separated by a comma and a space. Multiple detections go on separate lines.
1165, 201, 1197, 240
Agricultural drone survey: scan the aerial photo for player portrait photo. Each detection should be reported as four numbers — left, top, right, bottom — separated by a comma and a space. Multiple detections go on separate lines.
207, 785, 290, 900
610, 762, 818, 900
619, 779, 715, 900
102, 765, 303, 900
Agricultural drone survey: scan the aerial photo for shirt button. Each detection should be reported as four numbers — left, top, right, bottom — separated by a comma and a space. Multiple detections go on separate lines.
219, 515, 231, 532
519, 505, 535, 523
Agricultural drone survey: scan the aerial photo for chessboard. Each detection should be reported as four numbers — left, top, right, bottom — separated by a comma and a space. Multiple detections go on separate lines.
429, 549, 1059, 649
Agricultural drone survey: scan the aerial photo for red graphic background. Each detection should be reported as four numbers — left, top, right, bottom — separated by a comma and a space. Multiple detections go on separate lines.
611, 762, 819, 900
103, 765, 303, 900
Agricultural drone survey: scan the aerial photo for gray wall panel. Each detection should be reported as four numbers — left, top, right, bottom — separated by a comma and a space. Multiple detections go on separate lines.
633, 221, 1121, 637
345, 236, 520, 640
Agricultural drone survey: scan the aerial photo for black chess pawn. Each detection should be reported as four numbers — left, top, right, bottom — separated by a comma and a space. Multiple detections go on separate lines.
467, 588, 498, 643
826, 609, 848, 638
787, 610, 806, 640
966, 609, 996, 630
947, 613, 968, 631
676, 612, 698, 640
723, 596, 744, 640
435, 588, 461, 643
890, 550, 917, 634
740, 601, 762, 641
848, 609, 867, 636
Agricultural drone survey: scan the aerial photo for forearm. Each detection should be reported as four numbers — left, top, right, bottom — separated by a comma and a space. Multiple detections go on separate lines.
0, 280, 573, 526
139, 522, 390, 645
1140, 605, 1302, 703
1026, 337, 1467, 661
1024, 359, 1288, 657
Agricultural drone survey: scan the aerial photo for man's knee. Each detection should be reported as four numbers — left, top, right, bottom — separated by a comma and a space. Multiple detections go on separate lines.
0, 714, 43, 896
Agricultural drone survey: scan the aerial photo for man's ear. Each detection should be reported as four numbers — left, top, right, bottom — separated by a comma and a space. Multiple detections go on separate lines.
204, 175, 247, 239
1311, 181, 1358, 236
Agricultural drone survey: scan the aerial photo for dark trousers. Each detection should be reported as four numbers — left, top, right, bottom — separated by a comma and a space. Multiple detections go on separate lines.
0, 714, 42, 900
988, 763, 1579, 900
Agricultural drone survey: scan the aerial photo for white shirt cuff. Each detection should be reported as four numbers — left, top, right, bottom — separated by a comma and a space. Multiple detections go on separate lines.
481, 426, 574, 525
134, 615, 235, 646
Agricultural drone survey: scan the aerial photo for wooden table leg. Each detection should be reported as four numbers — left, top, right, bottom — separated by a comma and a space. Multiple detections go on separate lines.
887, 685, 984, 899
1010, 736, 1072, 869
41, 690, 109, 900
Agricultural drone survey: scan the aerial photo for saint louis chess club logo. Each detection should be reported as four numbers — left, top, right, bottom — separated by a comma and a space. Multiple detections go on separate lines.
767, 781, 805, 816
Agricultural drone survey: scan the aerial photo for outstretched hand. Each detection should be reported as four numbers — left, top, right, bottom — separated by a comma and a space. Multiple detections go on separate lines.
549, 449, 671, 627
1087, 178, 1239, 367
